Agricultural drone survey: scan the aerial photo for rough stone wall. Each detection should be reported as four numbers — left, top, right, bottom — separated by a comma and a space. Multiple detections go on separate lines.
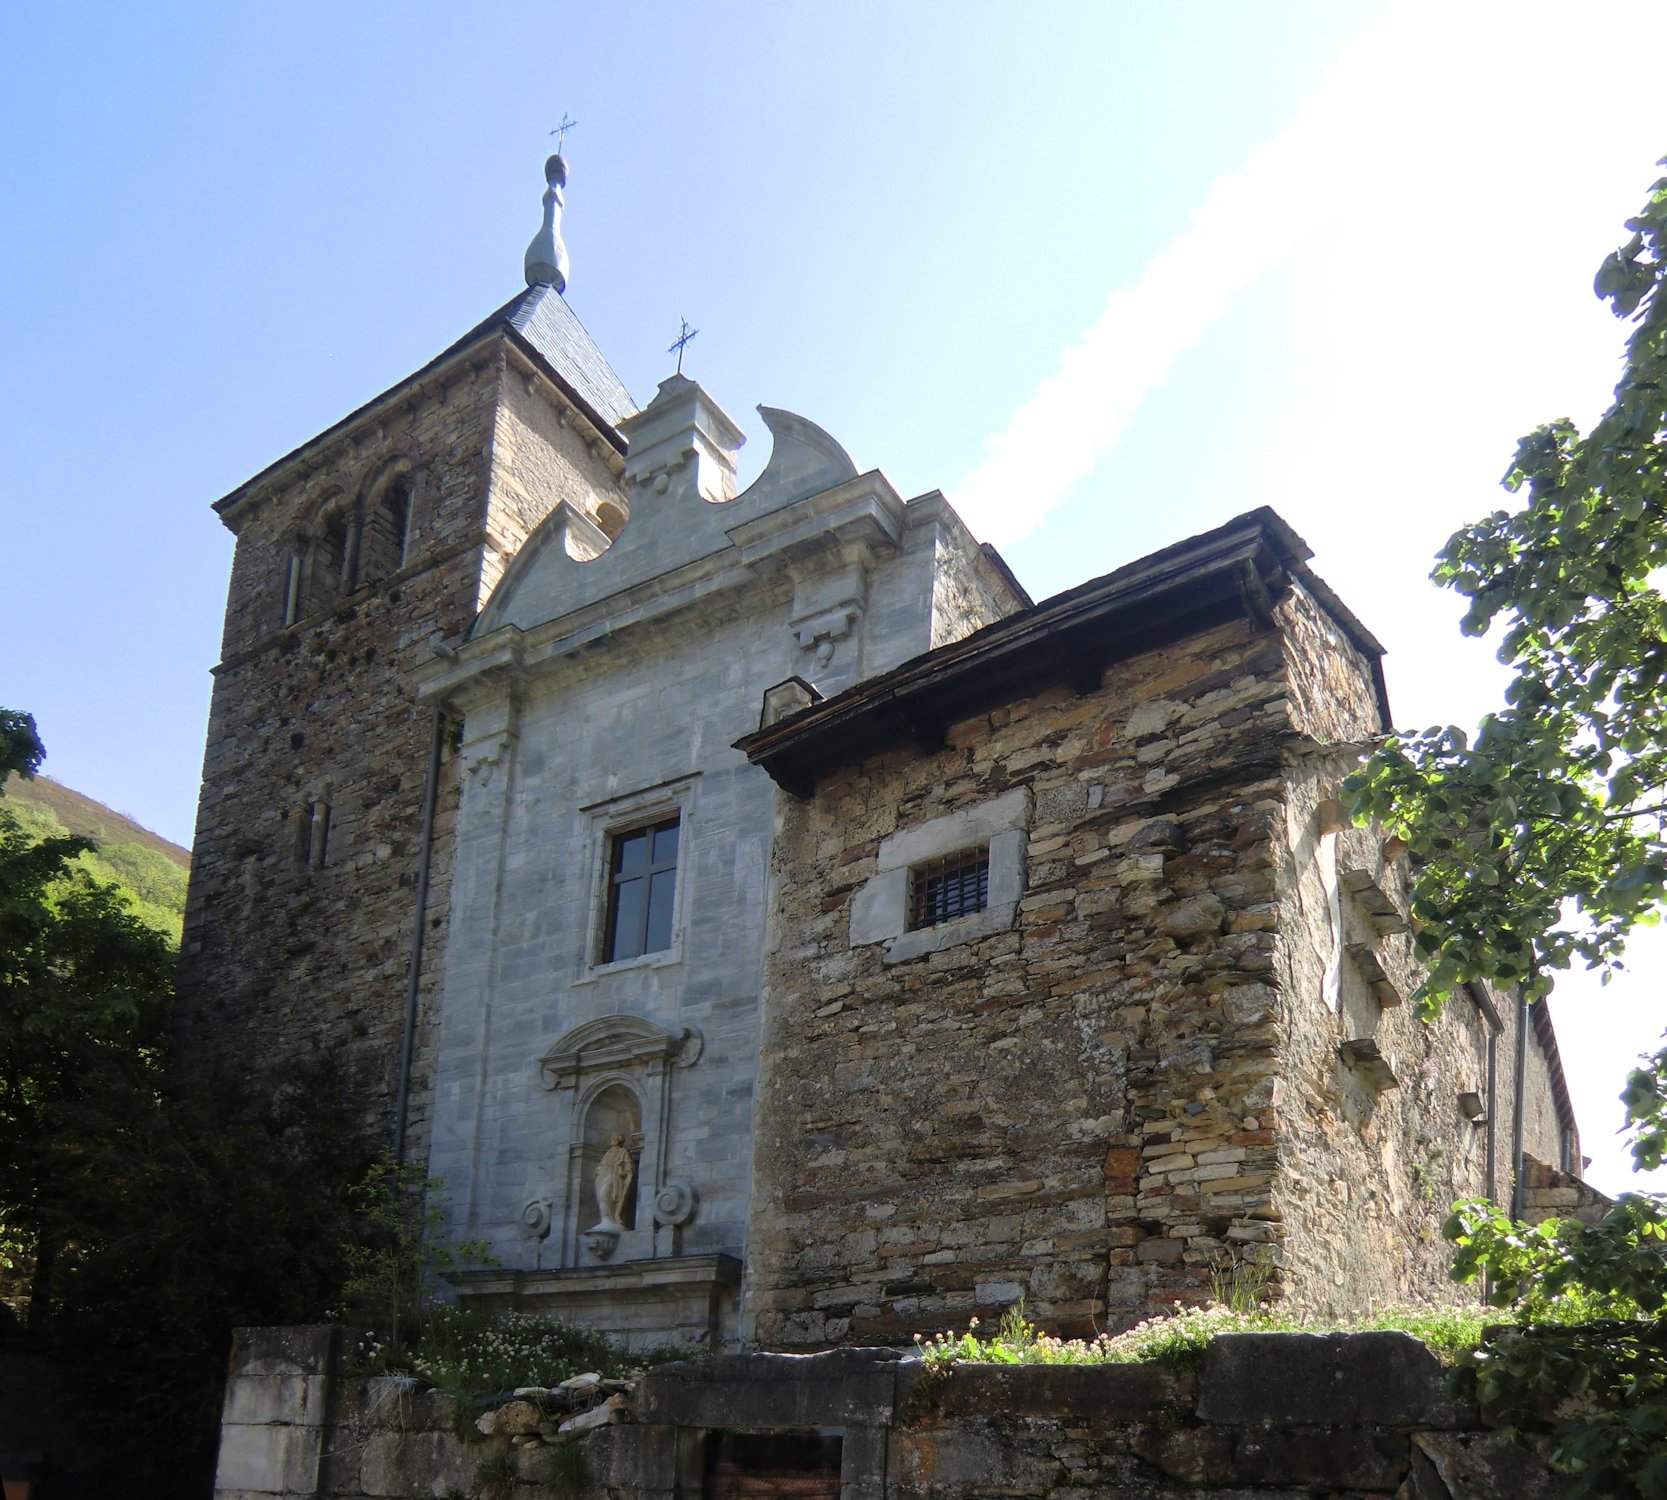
747, 613, 1304, 1347
1270, 585, 1496, 1315
1520, 1154, 1611, 1226
178, 343, 622, 1155
746, 579, 1582, 1347
484, 359, 630, 597
1269, 584, 1575, 1318
213, 1329, 1572, 1500
915, 495, 1026, 649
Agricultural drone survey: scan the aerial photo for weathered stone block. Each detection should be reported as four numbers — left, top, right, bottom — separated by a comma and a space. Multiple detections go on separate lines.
359, 1430, 477, 1498
635, 1349, 905, 1430
214, 1422, 324, 1494
1197, 1332, 1467, 1428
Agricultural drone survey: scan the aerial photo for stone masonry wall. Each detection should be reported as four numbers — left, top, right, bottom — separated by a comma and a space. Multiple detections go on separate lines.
747, 612, 1305, 1346
178, 342, 624, 1155
745, 582, 1576, 1348
1271, 586, 1492, 1316
213, 1327, 1571, 1499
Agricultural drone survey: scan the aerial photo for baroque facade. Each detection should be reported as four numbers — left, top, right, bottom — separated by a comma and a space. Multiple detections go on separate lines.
178, 154, 1587, 1349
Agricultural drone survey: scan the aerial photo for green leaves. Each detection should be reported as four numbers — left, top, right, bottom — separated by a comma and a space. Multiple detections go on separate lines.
1348, 162, 1667, 1500
1342, 162, 1667, 1020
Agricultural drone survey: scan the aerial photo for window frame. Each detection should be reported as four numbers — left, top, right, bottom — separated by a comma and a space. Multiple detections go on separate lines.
849, 787, 1029, 964
577, 777, 697, 981
907, 846, 991, 931
601, 814, 681, 964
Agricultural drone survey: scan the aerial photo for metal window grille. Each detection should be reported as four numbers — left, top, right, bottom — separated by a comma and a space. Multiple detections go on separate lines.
908, 847, 990, 931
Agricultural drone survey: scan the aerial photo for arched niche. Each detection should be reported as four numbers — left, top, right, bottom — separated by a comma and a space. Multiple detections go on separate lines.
537, 1017, 702, 1267
578, 1080, 643, 1233
358, 467, 414, 586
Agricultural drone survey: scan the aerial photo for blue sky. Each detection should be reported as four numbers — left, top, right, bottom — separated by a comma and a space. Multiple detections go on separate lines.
2, 1, 1664, 1191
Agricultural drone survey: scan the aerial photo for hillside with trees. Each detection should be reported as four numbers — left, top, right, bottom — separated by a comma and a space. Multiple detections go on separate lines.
1, 775, 189, 942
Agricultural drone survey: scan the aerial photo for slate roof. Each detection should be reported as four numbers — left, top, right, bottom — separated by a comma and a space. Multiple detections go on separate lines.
214, 285, 638, 516
497, 284, 637, 429
735, 507, 1390, 800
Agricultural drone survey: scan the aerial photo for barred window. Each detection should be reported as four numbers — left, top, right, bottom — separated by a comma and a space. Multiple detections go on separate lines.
908, 847, 990, 931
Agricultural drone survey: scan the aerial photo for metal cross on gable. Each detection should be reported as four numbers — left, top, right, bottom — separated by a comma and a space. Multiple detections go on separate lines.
668, 318, 700, 374
549, 113, 579, 153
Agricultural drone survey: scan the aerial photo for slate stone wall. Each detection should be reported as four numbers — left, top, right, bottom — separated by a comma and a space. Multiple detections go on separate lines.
212, 1329, 1571, 1499
744, 582, 1567, 1346
177, 344, 625, 1156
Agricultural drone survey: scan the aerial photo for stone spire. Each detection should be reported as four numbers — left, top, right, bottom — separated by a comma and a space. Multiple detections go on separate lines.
524, 153, 571, 292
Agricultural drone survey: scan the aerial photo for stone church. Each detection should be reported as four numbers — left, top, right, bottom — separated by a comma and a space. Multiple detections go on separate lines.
176, 153, 1591, 1351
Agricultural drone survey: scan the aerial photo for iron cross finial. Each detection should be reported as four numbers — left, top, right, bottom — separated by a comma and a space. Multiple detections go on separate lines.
669, 318, 700, 375
549, 114, 579, 153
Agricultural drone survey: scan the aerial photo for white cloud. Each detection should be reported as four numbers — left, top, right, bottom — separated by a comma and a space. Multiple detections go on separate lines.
951, 1, 1664, 549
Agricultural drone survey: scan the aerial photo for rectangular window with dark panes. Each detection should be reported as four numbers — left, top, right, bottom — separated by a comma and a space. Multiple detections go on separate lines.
908, 846, 989, 931
602, 816, 680, 962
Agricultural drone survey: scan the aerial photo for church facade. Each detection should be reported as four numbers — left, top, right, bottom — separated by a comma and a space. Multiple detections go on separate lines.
177, 154, 1588, 1350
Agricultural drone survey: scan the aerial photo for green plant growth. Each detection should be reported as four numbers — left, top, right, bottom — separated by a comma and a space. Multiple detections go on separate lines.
538, 1438, 591, 1500
1338, 158, 1667, 1500
911, 1299, 1497, 1373
353, 1301, 703, 1404
473, 1448, 518, 1500
1, 796, 187, 941
1445, 1197, 1667, 1497
341, 1152, 494, 1348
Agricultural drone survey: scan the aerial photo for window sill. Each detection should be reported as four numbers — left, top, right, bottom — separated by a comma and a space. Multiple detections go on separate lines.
572, 943, 683, 986
882, 901, 1017, 965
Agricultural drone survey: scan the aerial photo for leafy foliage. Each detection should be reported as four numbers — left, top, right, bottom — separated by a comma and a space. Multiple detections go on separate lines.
42, 1056, 378, 1497
340, 1151, 493, 1347
1445, 1197, 1667, 1497
0, 726, 176, 1312
3, 796, 187, 940
357, 1302, 636, 1397
911, 1299, 1494, 1371
1342, 162, 1667, 1017
1342, 162, 1667, 1499
0, 708, 381, 1497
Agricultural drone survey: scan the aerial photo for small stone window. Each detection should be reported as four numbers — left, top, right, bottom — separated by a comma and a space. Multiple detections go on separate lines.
602, 816, 680, 963
281, 551, 305, 627
302, 514, 351, 615
294, 795, 331, 870
849, 788, 1030, 965
358, 478, 412, 586
908, 847, 989, 931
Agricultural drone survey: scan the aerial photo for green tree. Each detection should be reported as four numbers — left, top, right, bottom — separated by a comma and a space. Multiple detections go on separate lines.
1344, 164, 1667, 1497
0, 711, 379, 1497
1344, 163, 1667, 1027
0, 711, 175, 1319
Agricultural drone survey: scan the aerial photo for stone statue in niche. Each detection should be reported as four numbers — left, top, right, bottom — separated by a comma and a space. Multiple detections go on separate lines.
593, 1133, 636, 1230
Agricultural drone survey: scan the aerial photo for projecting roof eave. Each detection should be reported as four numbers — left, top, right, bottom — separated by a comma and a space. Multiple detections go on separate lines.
212, 289, 633, 521
735, 507, 1389, 800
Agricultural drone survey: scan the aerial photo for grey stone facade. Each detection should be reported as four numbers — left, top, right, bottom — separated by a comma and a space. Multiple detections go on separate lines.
418, 376, 1022, 1343
181, 258, 1586, 1355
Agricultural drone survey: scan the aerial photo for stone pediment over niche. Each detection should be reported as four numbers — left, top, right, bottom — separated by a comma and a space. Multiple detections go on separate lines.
538, 1015, 703, 1091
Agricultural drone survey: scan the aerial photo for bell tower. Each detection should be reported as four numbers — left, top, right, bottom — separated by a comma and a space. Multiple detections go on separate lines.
177, 151, 637, 1163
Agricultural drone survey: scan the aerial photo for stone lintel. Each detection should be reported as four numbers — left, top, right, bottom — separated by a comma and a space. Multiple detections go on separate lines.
1338, 1037, 1400, 1092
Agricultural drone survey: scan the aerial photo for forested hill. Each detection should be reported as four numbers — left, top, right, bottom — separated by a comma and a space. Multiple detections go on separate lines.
2, 776, 191, 943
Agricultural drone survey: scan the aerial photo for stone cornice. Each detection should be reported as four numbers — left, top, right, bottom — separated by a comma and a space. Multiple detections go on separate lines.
414, 473, 907, 710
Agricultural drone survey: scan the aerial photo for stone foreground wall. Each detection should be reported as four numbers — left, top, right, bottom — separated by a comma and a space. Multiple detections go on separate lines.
214, 1325, 1570, 1499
